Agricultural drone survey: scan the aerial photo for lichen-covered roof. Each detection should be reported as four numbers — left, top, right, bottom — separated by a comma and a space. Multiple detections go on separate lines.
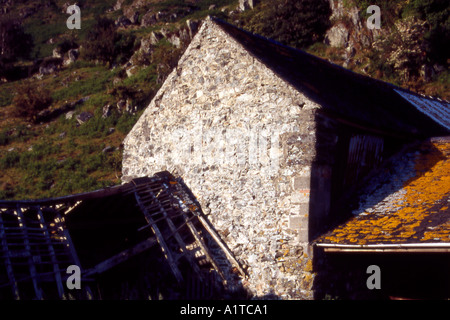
316, 137, 450, 247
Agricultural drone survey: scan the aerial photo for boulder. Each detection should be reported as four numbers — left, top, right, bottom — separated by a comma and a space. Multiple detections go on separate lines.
102, 104, 114, 118
117, 99, 127, 112
68, 48, 79, 61
53, 47, 63, 58
140, 37, 154, 54
149, 31, 164, 45
126, 65, 139, 77
164, 29, 189, 49
167, 34, 181, 48
76, 112, 93, 125
324, 23, 349, 48
63, 48, 79, 66
125, 99, 137, 114
65, 110, 76, 120
179, 28, 190, 43
39, 58, 63, 75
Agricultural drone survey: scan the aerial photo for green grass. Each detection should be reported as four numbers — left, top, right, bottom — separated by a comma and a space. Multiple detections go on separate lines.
0, 84, 14, 108
0, 124, 37, 147
24, 12, 69, 59
2, 0, 236, 201
51, 66, 119, 102
0, 123, 122, 200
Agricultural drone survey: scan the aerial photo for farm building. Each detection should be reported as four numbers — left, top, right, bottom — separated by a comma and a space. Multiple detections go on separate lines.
122, 17, 450, 299
1, 17, 449, 300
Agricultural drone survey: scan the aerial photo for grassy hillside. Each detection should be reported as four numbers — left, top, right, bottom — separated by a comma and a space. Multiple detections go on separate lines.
0, 0, 239, 199
0, 0, 448, 200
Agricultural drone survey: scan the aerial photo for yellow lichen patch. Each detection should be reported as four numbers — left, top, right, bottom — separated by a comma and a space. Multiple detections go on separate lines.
422, 220, 450, 242
304, 259, 313, 272
321, 140, 450, 245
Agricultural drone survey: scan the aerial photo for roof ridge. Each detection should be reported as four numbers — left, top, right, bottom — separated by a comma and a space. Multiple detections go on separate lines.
211, 17, 449, 103
208, 17, 449, 136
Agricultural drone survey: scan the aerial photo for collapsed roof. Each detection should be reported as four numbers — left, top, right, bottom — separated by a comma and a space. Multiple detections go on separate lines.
0, 171, 245, 300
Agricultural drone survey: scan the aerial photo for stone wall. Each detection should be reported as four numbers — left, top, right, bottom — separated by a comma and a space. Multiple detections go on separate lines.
122, 19, 322, 299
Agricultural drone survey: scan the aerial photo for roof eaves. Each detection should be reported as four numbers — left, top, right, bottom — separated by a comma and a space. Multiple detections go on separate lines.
394, 88, 450, 132
315, 242, 450, 253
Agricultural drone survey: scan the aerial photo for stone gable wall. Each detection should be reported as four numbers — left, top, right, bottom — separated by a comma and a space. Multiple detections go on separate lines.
123, 19, 322, 299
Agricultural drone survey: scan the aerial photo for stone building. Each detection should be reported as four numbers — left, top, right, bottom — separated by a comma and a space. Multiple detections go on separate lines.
122, 18, 450, 299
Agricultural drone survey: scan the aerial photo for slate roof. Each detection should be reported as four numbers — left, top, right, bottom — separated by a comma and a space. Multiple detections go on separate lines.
394, 89, 450, 131
315, 137, 450, 250
212, 18, 450, 138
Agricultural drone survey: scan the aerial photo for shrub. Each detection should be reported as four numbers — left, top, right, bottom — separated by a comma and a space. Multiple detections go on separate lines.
0, 130, 9, 146
82, 17, 118, 65
82, 17, 136, 66
0, 84, 14, 107
151, 40, 183, 83
116, 111, 142, 134
56, 38, 79, 55
114, 32, 138, 65
402, 0, 450, 65
13, 82, 53, 122
239, 0, 332, 49
0, 15, 34, 65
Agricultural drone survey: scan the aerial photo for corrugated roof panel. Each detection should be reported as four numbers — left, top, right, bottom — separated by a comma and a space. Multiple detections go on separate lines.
395, 89, 450, 131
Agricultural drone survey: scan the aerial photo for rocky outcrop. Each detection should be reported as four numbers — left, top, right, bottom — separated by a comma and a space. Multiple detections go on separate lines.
38, 57, 63, 76
325, 0, 383, 50
113, 0, 126, 11
149, 31, 164, 45
239, 0, 259, 11
140, 11, 158, 27
324, 22, 349, 48
124, 9, 140, 24
125, 19, 200, 72
63, 48, 79, 66
102, 104, 114, 118
53, 47, 63, 59
165, 29, 190, 48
